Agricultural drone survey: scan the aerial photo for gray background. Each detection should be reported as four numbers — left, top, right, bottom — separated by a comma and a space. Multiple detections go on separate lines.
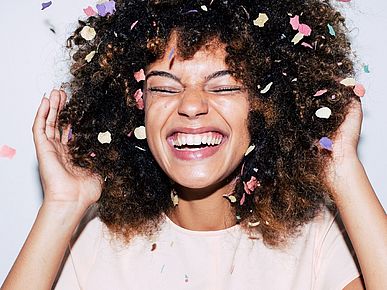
0, 0, 386, 283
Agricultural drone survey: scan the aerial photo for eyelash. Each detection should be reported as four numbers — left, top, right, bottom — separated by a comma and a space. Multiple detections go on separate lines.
148, 87, 242, 94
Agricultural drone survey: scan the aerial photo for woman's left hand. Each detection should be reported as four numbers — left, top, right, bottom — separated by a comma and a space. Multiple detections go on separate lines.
325, 98, 363, 192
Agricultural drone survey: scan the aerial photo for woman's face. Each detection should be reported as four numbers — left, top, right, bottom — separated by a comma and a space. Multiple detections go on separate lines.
144, 43, 250, 191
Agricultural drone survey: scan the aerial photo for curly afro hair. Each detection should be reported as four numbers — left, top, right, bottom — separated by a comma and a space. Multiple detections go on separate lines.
59, 0, 358, 247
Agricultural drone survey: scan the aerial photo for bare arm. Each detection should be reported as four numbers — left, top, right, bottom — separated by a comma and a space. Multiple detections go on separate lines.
1, 90, 101, 290
327, 100, 387, 290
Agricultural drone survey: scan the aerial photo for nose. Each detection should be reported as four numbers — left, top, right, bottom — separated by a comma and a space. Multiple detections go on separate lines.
178, 89, 209, 119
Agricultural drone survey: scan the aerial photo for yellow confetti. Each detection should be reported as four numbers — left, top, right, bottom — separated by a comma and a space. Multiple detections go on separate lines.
260, 82, 273, 94
201, 5, 208, 11
248, 221, 260, 227
315, 107, 332, 119
245, 145, 256, 156
134, 126, 146, 140
340, 77, 356, 86
253, 13, 269, 27
224, 195, 237, 203
85, 50, 96, 62
80, 26, 96, 41
171, 191, 179, 206
291, 32, 304, 45
98, 131, 111, 144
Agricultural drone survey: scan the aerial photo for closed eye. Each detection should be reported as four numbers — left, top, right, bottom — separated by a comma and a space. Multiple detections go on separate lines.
209, 87, 242, 93
148, 87, 181, 94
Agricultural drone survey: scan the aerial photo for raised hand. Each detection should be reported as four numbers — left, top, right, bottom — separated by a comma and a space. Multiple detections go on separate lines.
32, 89, 102, 210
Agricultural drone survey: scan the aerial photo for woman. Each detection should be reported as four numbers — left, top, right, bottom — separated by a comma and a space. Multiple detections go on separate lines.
2, 0, 386, 289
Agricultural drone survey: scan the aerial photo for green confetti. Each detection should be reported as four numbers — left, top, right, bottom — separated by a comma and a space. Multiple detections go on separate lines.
327, 24, 336, 36
363, 64, 370, 73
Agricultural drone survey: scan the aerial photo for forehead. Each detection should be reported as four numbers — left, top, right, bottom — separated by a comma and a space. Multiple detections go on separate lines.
146, 36, 229, 75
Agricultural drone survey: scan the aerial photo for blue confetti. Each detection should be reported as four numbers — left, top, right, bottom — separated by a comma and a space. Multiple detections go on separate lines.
363, 64, 370, 73
41, 1, 52, 10
319, 137, 333, 151
327, 24, 336, 36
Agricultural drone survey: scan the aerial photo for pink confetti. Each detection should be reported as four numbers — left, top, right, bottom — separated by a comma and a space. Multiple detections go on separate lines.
240, 192, 246, 205
90, 152, 96, 157
243, 176, 260, 195
83, 6, 97, 17
134, 69, 145, 82
301, 42, 313, 49
314, 89, 328, 96
298, 24, 312, 36
133, 89, 144, 110
0, 145, 16, 159
354, 83, 366, 97
290, 15, 300, 30
130, 20, 139, 30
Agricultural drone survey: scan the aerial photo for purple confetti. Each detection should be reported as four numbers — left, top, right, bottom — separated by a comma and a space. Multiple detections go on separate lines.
168, 48, 175, 61
319, 137, 333, 151
41, 1, 52, 10
97, 1, 116, 17
68, 128, 73, 141
184, 9, 199, 14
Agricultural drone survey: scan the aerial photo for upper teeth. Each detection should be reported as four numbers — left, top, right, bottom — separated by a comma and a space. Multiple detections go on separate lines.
173, 132, 223, 147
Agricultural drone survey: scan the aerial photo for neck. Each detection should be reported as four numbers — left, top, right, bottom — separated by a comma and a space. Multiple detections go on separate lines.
168, 178, 238, 231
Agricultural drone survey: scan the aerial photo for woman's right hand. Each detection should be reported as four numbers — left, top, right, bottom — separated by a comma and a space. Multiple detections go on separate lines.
32, 89, 102, 211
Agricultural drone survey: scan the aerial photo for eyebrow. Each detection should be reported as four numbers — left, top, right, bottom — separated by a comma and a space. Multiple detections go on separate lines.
145, 70, 232, 83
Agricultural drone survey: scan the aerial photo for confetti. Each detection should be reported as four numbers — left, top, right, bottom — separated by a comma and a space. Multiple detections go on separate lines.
298, 24, 312, 36
244, 176, 260, 194
245, 144, 255, 156
90, 152, 96, 157
289, 15, 300, 30
319, 137, 333, 151
134, 69, 145, 82
160, 264, 165, 273
253, 13, 269, 27
80, 26, 96, 41
248, 221, 260, 227
168, 48, 175, 61
133, 89, 144, 110
98, 131, 112, 144
83, 6, 97, 17
315, 107, 332, 119
340, 77, 356, 86
85, 50, 96, 62
96, 0, 116, 17
291, 32, 304, 45
171, 191, 179, 206
135, 146, 146, 151
134, 126, 146, 140
301, 42, 313, 49
260, 82, 273, 94
314, 89, 328, 96
41, 1, 52, 10
0, 145, 16, 159
354, 83, 366, 97
151, 243, 157, 251
200, 5, 208, 11
68, 128, 73, 141
327, 24, 336, 36
224, 195, 237, 203
184, 274, 189, 283
363, 65, 370, 73
240, 192, 246, 205
130, 20, 139, 30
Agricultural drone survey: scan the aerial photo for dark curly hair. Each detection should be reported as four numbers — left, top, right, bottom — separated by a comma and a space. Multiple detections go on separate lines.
59, 0, 358, 247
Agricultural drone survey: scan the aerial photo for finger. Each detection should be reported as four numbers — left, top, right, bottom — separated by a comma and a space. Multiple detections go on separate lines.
55, 89, 68, 142
32, 96, 50, 150
45, 90, 61, 140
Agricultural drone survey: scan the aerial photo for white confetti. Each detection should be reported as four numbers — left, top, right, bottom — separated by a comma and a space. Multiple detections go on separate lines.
245, 145, 256, 156
134, 126, 146, 140
85, 50, 96, 62
291, 32, 304, 45
80, 26, 96, 41
315, 107, 332, 119
340, 77, 356, 87
260, 82, 273, 94
98, 131, 112, 144
248, 221, 260, 227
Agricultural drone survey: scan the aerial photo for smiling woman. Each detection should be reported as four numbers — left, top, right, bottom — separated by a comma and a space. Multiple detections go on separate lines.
2, 0, 387, 289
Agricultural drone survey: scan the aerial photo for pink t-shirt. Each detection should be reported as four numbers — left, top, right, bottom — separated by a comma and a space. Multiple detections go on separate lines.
54, 208, 360, 290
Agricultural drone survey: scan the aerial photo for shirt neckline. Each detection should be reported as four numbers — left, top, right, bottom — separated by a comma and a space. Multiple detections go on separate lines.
163, 214, 241, 237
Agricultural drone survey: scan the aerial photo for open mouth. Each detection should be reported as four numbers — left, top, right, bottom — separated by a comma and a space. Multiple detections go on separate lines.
167, 131, 226, 160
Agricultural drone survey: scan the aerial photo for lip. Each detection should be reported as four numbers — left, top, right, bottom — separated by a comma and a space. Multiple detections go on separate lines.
166, 127, 228, 161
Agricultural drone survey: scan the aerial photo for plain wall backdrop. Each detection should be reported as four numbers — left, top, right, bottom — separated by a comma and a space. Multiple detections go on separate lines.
0, 0, 386, 284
